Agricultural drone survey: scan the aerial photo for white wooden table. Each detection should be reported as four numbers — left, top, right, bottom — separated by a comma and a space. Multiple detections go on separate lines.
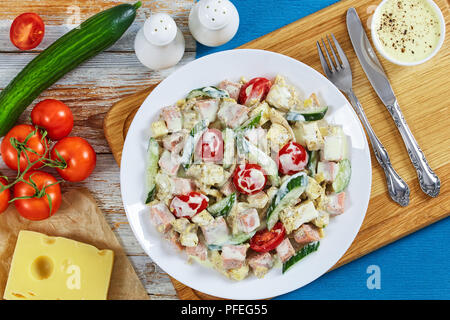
0, 0, 198, 299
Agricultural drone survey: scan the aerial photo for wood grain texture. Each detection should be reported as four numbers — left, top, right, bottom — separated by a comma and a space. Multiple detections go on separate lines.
104, 0, 450, 300
0, 0, 197, 300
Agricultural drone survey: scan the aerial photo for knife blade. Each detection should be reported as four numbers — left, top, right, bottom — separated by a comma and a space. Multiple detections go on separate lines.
346, 7, 441, 198
346, 7, 396, 106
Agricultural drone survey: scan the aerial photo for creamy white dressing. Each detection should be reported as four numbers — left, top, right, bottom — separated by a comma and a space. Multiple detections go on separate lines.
374, 0, 442, 62
170, 197, 197, 217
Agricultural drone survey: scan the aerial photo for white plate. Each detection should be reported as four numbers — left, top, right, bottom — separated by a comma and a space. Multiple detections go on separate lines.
120, 49, 371, 300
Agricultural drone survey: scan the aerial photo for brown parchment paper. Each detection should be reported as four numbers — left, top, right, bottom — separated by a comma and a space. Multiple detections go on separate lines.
0, 188, 149, 300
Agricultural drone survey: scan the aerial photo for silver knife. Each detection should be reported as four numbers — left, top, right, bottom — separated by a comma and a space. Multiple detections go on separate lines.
346, 8, 440, 198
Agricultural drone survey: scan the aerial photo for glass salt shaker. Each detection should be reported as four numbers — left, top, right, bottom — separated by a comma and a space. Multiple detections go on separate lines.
134, 13, 185, 70
189, 0, 239, 47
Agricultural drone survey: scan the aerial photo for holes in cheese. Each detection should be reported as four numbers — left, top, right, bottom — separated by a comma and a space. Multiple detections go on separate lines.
31, 256, 54, 280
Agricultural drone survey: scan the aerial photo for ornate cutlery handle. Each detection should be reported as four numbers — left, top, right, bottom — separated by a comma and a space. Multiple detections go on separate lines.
347, 91, 410, 206
386, 101, 440, 197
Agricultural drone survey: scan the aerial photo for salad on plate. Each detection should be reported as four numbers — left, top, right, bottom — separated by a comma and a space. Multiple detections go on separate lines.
145, 75, 351, 281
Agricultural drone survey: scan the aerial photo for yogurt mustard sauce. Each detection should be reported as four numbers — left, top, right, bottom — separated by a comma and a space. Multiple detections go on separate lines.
374, 0, 442, 63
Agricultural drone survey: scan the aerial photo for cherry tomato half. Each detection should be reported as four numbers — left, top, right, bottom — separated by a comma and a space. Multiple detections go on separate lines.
0, 177, 11, 214
232, 163, 267, 195
1, 124, 49, 171
31, 99, 74, 140
195, 128, 224, 163
13, 171, 61, 221
51, 137, 96, 182
238, 77, 272, 106
170, 191, 208, 219
277, 141, 308, 175
249, 222, 286, 253
10, 13, 45, 50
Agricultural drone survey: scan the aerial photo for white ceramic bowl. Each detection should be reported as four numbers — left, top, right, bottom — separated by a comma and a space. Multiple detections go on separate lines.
371, 0, 446, 66
120, 49, 372, 299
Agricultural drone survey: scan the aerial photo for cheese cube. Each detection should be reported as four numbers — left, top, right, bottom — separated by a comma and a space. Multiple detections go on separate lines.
323, 134, 348, 162
4, 231, 114, 300
151, 120, 169, 138
294, 121, 324, 151
305, 176, 323, 200
280, 201, 319, 233
266, 75, 299, 111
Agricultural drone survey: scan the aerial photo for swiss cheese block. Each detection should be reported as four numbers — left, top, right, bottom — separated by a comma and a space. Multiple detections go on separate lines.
3, 230, 114, 300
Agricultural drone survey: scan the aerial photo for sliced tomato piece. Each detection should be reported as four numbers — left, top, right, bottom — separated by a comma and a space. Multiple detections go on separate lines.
10, 13, 45, 50
250, 222, 286, 253
238, 77, 272, 106
170, 191, 208, 219
232, 163, 267, 195
195, 128, 223, 163
277, 141, 309, 175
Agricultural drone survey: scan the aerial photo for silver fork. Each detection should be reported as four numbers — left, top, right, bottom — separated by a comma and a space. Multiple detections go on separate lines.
317, 34, 410, 207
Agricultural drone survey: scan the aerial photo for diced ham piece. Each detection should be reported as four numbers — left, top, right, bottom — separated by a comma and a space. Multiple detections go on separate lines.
162, 131, 186, 153
161, 105, 182, 132
317, 161, 338, 183
220, 179, 236, 196
294, 223, 320, 245
221, 244, 248, 270
164, 230, 183, 251
248, 252, 273, 278
276, 238, 295, 263
200, 216, 230, 245
237, 208, 260, 233
149, 203, 175, 233
186, 242, 208, 261
326, 192, 346, 215
158, 150, 180, 176
218, 101, 249, 129
218, 80, 242, 101
195, 99, 219, 123
170, 177, 195, 195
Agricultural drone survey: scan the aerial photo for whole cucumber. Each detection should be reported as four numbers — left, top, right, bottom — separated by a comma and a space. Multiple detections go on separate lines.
0, 2, 142, 136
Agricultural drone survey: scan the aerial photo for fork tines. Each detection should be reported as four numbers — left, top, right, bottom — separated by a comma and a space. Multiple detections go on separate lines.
316, 33, 349, 74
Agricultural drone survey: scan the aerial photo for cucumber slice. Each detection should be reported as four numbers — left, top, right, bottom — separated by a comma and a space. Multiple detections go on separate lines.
307, 150, 319, 177
236, 135, 280, 186
145, 137, 159, 204
286, 106, 328, 122
282, 241, 320, 273
207, 193, 236, 217
207, 230, 256, 250
222, 128, 235, 169
180, 119, 208, 169
234, 111, 262, 133
332, 159, 351, 193
266, 172, 309, 230
186, 86, 230, 100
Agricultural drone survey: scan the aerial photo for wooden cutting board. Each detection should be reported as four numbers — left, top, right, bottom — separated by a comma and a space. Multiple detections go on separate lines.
104, 0, 450, 300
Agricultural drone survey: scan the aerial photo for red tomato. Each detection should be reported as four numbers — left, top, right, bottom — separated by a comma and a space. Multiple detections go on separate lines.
31, 99, 74, 140
50, 137, 96, 182
0, 177, 11, 214
195, 129, 224, 163
238, 77, 272, 106
1, 124, 49, 171
10, 13, 45, 50
170, 191, 208, 219
13, 171, 61, 221
232, 163, 267, 195
249, 222, 286, 253
277, 141, 309, 175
